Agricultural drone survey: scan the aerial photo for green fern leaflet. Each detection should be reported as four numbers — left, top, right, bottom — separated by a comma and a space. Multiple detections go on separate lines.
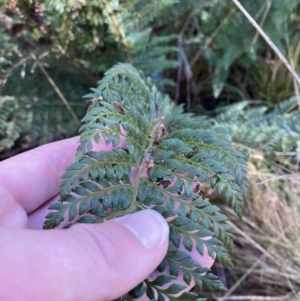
44, 64, 248, 300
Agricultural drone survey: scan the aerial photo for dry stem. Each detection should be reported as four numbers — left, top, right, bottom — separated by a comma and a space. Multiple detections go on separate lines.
31, 53, 80, 125
232, 0, 300, 88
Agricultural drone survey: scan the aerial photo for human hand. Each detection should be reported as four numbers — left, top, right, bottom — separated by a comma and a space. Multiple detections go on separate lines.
0, 137, 215, 301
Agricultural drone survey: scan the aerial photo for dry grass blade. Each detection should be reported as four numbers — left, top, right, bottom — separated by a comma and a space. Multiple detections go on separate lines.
215, 158, 300, 300
216, 295, 295, 301
251, 0, 273, 46
231, 0, 300, 88
190, 8, 235, 66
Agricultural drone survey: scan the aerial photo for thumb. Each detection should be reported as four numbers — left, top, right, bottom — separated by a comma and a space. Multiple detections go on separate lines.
0, 210, 169, 301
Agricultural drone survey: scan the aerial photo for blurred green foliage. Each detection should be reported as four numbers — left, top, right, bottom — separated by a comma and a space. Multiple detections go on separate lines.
1, 0, 300, 158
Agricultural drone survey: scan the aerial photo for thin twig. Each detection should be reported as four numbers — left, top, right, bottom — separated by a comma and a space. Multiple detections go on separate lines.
179, 9, 195, 37
285, 276, 300, 301
216, 295, 294, 301
232, 0, 300, 87
224, 83, 250, 100
178, 37, 194, 111
256, 174, 300, 185
218, 255, 263, 301
4, 52, 47, 85
251, 0, 272, 46
190, 8, 235, 66
103, 2, 132, 64
275, 152, 297, 156
220, 220, 298, 301
31, 53, 80, 125
175, 43, 183, 104
288, 42, 300, 109
227, 221, 284, 269
55, 43, 98, 85
176, 10, 195, 105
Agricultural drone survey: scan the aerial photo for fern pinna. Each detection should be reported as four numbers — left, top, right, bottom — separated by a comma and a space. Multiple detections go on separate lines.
43, 64, 248, 300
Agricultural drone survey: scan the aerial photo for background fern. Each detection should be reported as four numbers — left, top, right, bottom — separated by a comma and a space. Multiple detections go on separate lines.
0, 0, 178, 157
44, 64, 248, 300
1, 0, 300, 156
213, 96, 300, 158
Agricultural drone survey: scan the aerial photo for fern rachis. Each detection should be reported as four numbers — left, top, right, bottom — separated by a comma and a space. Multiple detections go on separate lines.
43, 64, 248, 301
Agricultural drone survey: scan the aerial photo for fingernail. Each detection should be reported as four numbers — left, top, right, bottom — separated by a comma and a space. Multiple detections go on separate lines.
115, 210, 169, 249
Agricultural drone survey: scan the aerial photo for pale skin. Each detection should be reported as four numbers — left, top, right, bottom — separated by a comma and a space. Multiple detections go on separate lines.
0, 137, 214, 301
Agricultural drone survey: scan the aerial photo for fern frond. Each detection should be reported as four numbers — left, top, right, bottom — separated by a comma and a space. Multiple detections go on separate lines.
44, 64, 248, 300
215, 101, 250, 123
101, 0, 178, 79
214, 97, 300, 157
265, 95, 299, 118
